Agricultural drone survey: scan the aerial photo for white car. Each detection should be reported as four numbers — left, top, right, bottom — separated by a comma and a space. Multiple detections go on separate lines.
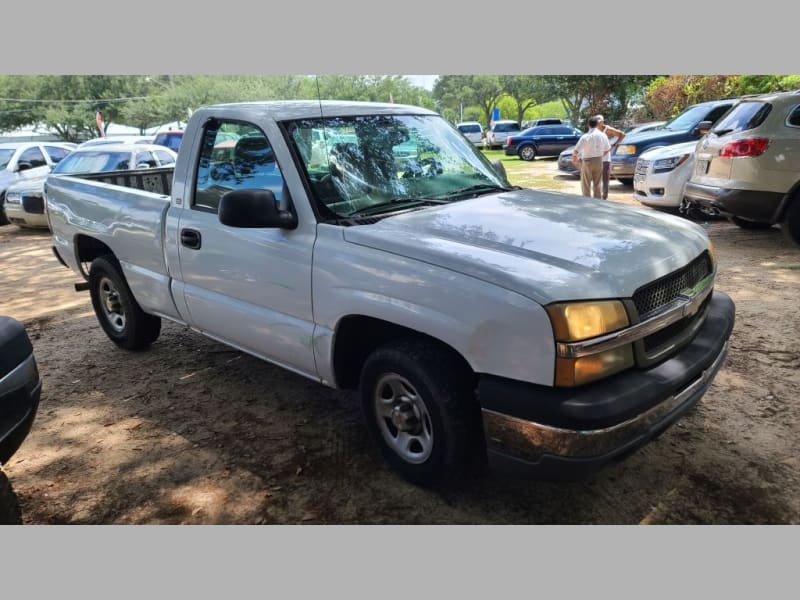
4, 143, 176, 229
633, 142, 697, 213
455, 121, 484, 147
0, 141, 76, 225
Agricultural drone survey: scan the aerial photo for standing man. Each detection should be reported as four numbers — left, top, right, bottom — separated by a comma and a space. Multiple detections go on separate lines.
572, 116, 610, 199
596, 114, 625, 200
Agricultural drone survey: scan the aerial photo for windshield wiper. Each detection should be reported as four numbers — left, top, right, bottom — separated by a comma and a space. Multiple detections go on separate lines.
435, 184, 513, 201
346, 198, 448, 217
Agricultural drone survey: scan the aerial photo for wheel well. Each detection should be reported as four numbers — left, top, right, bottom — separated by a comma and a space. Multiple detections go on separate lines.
75, 235, 115, 278
332, 316, 475, 390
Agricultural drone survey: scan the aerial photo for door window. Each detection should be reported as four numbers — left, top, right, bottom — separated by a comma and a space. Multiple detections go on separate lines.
193, 121, 284, 213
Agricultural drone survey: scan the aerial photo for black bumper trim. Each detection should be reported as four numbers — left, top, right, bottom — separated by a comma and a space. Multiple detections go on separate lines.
478, 291, 735, 431
684, 182, 784, 222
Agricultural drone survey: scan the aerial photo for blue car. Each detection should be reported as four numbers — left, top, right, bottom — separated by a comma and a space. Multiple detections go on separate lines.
503, 125, 582, 161
610, 99, 737, 185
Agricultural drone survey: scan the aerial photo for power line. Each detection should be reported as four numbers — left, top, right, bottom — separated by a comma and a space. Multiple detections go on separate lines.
0, 96, 151, 103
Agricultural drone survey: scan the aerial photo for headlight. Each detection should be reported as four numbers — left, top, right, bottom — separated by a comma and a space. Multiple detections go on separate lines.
546, 300, 629, 342
653, 154, 689, 173
5, 191, 21, 204
615, 145, 637, 155
546, 300, 634, 387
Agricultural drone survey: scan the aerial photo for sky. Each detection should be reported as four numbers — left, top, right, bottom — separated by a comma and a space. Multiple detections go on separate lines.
404, 75, 437, 91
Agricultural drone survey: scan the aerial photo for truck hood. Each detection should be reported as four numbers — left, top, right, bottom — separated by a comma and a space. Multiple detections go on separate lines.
343, 189, 710, 305
619, 128, 694, 149
640, 141, 698, 161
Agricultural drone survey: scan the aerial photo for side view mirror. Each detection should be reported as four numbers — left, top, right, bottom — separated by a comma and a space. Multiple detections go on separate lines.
695, 120, 713, 135
218, 189, 297, 229
16, 161, 33, 172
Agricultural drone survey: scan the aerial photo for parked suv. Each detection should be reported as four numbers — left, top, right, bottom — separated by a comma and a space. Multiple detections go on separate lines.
684, 90, 800, 244
485, 120, 521, 149
610, 99, 736, 185
455, 121, 485, 147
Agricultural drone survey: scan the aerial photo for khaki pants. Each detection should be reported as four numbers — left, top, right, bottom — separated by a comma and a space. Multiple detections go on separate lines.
580, 156, 603, 198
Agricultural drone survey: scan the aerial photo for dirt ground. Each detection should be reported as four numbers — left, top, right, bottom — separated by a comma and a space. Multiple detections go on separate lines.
2, 158, 799, 524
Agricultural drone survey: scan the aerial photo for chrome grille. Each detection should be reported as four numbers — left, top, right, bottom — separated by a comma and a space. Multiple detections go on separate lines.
633, 252, 713, 317
635, 159, 650, 175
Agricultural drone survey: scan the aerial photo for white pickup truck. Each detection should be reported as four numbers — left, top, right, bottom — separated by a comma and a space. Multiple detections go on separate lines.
44, 101, 735, 484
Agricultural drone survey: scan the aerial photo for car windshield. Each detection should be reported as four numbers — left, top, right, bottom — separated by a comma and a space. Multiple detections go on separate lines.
662, 105, 714, 131
0, 149, 15, 170
52, 150, 133, 174
287, 114, 512, 219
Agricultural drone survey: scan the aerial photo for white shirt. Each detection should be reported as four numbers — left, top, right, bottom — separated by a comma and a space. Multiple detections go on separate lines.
574, 127, 611, 160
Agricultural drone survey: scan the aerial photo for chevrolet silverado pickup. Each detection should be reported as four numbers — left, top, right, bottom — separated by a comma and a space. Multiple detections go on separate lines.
44, 101, 735, 484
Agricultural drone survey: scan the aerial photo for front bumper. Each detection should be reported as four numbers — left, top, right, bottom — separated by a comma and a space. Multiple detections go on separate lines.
558, 156, 579, 175
610, 155, 638, 178
633, 168, 683, 209
1, 355, 41, 465
4, 204, 49, 228
480, 291, 735, 480
683, 182, 784, 223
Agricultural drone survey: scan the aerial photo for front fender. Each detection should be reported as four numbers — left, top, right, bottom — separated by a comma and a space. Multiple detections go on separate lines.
311, 225, 556, 387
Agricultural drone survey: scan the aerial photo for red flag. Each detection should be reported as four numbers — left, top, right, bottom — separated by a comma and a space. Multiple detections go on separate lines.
96, 111, 105, 137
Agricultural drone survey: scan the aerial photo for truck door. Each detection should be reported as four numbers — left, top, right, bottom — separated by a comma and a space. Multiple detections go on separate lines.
175, 119, 318, 378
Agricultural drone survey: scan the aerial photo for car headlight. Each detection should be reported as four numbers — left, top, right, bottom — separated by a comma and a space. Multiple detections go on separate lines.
546, 300, 634, 387
5, 191, 21, 204
615, 145, 637, 155
546, 300, 629, 341
653, 154, 689, 173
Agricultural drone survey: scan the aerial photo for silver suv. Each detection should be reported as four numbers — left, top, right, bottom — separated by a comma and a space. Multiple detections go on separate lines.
684, 90, 800, 245
485, 120, 521, 149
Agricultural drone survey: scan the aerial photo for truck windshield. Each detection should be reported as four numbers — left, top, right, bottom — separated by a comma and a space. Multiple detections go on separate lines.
286, 114, 511, 219
662, 105, 713, 131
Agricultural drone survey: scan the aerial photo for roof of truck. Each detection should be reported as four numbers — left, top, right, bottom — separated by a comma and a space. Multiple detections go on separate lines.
199, 100, 438, 121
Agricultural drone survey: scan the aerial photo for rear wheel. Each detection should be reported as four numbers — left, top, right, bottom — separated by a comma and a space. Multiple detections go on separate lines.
88, 255, 161, 350
730, 216, 773, 230
518, 145, 537, 161
359, 338, 480, 486
782, 200, 800, 246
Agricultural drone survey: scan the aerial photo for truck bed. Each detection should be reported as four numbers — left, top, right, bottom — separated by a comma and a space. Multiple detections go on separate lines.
45, 169, 177, 317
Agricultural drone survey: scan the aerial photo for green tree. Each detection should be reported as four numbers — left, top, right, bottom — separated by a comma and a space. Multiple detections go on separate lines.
500, 75, 550, 125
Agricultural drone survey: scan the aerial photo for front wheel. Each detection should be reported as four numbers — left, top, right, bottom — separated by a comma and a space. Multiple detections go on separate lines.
88, 255, 161, 350
359, 339, 480, 486
617, 177, 634, 186
518, 145, 537, 161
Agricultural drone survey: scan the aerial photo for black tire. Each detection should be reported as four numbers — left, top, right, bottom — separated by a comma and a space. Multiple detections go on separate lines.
518, 145, 537, 161
781, 200, 800, 247
0, 192, 9, 226
359, 338, 480, 486
0, 470, 22, 525
730, 216, 773, 230
88, 255, 161, 350
617, 178, 634, 186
